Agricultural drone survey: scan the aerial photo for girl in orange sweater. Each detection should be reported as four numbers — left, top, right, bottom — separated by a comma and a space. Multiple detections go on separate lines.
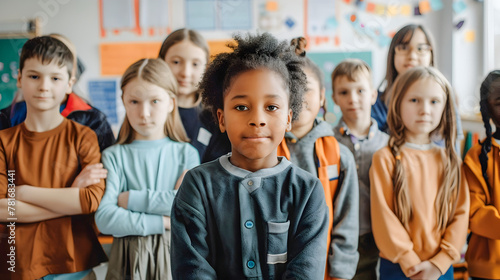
463, 70, 500, 280
370, 66, 469, 280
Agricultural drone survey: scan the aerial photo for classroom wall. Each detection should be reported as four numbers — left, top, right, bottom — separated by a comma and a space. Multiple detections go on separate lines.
0, 0, 485, 125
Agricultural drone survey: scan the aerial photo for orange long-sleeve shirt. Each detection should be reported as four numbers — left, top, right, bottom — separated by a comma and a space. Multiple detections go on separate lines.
464, 140, 500, 279
0, 119, 107, 280
370, 145, 469, 277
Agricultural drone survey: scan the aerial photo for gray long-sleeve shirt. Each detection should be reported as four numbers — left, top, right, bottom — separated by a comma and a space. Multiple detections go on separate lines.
171, 155, 329, 280
334, 118, 389, 236
284, 119, 360, 279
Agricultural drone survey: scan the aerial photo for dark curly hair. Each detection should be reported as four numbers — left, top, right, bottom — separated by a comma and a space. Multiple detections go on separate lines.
200, 32, 306, 122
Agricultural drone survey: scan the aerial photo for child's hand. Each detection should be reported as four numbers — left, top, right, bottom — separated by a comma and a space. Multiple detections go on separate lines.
71, 163, 107, 189
163, 216, 171, 230
117, 191, 129, 209
408, 261, 441, 280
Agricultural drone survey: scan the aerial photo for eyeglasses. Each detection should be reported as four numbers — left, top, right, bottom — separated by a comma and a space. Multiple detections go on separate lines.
394, 44, 432, 56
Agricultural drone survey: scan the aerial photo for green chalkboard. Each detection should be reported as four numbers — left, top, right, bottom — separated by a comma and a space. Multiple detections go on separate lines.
0, 38, 28, 109
308, 51, 372, 126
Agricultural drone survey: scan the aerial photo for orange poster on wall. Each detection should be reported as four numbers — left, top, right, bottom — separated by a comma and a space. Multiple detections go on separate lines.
208, 39, 236, 60
100, 42, 162, 76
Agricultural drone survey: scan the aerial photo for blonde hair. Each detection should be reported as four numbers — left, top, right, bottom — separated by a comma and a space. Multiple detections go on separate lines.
117, 58, 189, 144
331, 58, 373, 93
386, 66, 460, 232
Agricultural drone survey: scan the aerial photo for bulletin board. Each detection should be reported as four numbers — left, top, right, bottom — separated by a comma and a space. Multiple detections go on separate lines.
0, 38, 28, 109
95, 0, 461, 127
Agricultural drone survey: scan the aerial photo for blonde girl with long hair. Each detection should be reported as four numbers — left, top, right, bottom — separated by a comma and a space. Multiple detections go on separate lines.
95, 58, 199, 280
370, 66, 469, 280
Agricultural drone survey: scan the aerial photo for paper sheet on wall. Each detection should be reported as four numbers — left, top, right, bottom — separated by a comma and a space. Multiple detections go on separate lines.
139, 0, 168, 28
256, 0, 303, 40
102, 0, 135, 29
88, 80, 119, 125
465, 30, 475, 42
208, 40, 236, 59
100, 42, 162, 76
453, 0, 467, 14
186, 0, 217, 30
307, 0, 336, 37
186, 0, 252, 30
220, 0, 252, 30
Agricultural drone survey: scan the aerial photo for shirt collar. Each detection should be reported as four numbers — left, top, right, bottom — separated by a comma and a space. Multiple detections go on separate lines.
218, 153, 291, 178
336, 118, 378, 140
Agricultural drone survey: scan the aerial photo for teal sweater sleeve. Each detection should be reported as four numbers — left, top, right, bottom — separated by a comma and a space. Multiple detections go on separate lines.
126, 143, 200, 216
95, 148, 164, 237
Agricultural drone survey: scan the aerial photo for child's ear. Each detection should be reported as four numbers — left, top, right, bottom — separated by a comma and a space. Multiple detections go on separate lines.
16, 70, 22, 89
66, 76, 75, 94
217, 108, 226, 133
370, 89, 377, 105
320, 87, 326, 107
168, 97, 175, 113
286, 109, 293, 132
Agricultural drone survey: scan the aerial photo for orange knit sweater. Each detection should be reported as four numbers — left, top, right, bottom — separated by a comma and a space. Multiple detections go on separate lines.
464, 140, 500, 279
370, 145, 469, 277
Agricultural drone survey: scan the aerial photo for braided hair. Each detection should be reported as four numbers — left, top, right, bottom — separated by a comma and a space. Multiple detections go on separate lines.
478, 70, 500, 189
387, 66, 460, 232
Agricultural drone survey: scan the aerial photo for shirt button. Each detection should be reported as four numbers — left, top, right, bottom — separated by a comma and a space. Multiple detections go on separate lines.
354, 143, 360, 150
245, 220, 254, 229
247, 260, 256, 269
248, 180, 253, 186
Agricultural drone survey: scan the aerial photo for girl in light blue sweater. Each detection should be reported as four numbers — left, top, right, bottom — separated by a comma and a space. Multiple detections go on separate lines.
95, 58, 199, 280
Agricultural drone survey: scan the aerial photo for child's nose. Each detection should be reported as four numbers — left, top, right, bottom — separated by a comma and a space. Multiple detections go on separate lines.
249, 109, 266, 127
408, 48, 419, 59
140, 104, 151, 117
39, 77, 50, 91
421, 102, 431, 114
180, 63, 192, 77
348, 91, 358, 103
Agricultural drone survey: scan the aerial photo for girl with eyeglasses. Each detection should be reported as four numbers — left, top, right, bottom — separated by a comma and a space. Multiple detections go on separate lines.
372, 24, 434, 132
372, 24, 463, 153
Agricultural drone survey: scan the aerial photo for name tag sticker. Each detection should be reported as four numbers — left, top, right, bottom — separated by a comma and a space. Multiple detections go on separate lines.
327, 164, 339, 180
197, 127, 212, 146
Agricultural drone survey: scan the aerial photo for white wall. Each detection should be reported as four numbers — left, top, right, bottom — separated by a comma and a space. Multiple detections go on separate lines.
452, 0, 484, 116
0, 0, 484, 119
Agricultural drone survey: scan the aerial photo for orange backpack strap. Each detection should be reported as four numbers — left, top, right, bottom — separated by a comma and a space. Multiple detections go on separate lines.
277, 139, 291, 160
278, 136, 341, 280
315, 136, 341, 199
315, 136, 341, 280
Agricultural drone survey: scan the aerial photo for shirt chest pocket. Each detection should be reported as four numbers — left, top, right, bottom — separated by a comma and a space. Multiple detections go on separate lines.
267, 221, 289, 264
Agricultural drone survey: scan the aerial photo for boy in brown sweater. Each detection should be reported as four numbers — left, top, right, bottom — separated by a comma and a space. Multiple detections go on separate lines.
0, 36, 107, 280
